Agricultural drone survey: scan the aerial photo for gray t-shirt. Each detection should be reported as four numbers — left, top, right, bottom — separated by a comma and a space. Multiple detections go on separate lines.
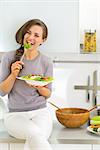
0, 51, 53, 112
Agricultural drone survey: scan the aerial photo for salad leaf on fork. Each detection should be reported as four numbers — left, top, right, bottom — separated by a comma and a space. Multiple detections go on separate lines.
23, 43, 32, 49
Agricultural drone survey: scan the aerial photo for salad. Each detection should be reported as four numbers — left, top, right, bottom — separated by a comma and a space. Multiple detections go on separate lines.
89, 116, 100, 133
17, 74, 54, 86
23, 43, 32, 49
21, 74, 54, 82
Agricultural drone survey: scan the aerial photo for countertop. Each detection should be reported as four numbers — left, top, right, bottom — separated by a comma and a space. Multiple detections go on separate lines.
0, 119, 100, 144
50, 121, 100, 144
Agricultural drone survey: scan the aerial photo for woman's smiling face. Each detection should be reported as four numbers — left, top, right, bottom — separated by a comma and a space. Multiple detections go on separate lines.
23, 25, 44, 50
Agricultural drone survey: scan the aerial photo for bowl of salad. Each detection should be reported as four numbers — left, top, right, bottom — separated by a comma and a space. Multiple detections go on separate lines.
87, 116, 100, 135
17, 74, 54, 86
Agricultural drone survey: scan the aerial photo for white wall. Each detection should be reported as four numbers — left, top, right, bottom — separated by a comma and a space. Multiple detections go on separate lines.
0, 0, 79, 53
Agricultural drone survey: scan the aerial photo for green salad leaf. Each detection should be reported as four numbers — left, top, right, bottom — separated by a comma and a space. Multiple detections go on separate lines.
22, 74, 32, 79
33, 76, 53, 82
91, 116, 100, 121
91, 120, 100, 125
21, 74, 54, 82
90, 116, 100, 125
23, 43, 32, 49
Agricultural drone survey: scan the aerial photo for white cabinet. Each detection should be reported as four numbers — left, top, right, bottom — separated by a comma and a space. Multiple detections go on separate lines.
93, 144, 100, 150
10, 143, 24, 150
52, 144, 91, 150
0, 144, 8, 150
1, 143, 100, 150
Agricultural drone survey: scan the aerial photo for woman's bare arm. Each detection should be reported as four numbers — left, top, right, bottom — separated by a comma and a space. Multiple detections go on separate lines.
0, 61, 24, 94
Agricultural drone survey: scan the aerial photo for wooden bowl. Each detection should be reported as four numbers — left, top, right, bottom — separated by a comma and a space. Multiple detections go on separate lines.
56, 108, 90, 128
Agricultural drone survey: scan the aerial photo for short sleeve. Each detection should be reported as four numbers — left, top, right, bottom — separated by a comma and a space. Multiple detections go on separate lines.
44, 58, 53, 91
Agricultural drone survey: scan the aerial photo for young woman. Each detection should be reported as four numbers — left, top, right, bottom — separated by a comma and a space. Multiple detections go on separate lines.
0, 19, 53, 150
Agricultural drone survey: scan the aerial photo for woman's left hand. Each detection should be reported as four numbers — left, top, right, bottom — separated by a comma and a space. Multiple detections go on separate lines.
27, 83, 51, 97
27, 83, 45, 89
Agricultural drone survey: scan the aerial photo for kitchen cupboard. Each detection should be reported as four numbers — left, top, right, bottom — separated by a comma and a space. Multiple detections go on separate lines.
10, 143, 24, 150
0, 144, 8, 150
2, 143, 100, 150
52, 144, 91, 150
93, 144, 100, 150
0, 143, 92, 150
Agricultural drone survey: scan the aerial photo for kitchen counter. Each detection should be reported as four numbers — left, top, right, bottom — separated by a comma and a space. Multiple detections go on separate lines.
0, 119, 100, 144
49, 121, 100, 144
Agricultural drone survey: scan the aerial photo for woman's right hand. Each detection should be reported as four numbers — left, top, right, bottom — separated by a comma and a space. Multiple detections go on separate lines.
11, 61, 24, 78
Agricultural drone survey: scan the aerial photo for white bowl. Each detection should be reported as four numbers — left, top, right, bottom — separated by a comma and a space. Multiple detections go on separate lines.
25, 80, 52, 86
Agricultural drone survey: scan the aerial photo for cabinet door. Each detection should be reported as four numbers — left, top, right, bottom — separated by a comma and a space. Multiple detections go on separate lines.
0, 144, 8, 150
10, 143, 24, 150
93, 144, 100, 150
52, 144, 92, 150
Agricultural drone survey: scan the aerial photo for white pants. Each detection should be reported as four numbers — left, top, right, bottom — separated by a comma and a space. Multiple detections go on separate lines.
4, 107, 53, 150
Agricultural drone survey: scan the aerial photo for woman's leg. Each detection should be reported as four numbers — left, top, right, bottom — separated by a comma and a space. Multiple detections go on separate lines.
4, 108, 53, 150
29, 107, 53, 139
24, 108, 53, 150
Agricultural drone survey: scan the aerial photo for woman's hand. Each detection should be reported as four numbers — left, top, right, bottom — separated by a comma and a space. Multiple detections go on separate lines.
27, 83, 51, 98
27, 83, 44, 89
11, 61, 24, 78
0, 60, 24, 94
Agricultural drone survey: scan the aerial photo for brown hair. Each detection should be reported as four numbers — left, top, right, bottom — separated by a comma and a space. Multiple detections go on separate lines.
15, 19, 48, 61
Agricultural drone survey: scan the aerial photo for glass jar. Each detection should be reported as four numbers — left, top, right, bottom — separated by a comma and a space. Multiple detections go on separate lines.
83, 29, 96, 52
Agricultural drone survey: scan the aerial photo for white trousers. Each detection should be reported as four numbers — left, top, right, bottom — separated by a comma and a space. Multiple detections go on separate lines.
4, 107, 53, 150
